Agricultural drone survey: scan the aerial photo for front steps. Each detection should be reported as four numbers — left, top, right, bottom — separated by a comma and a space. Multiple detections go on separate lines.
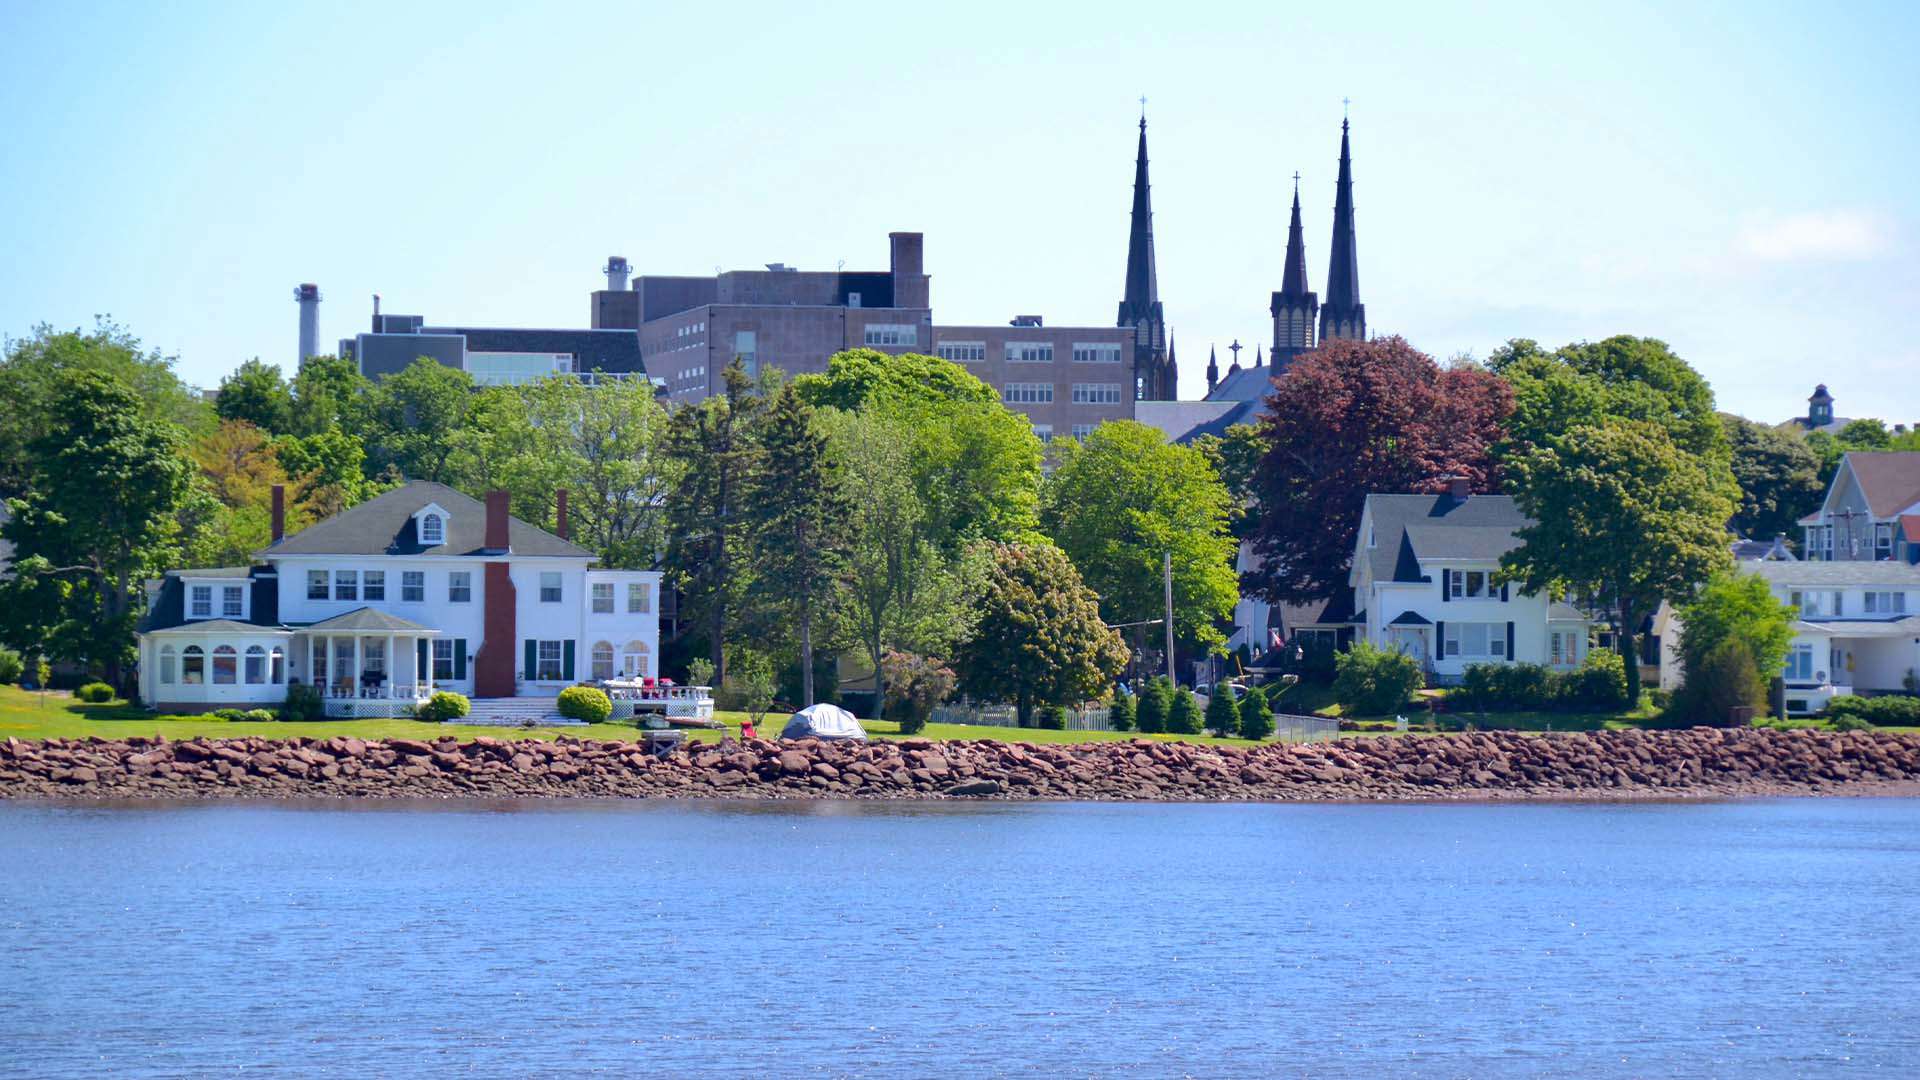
459, 697, 585, 727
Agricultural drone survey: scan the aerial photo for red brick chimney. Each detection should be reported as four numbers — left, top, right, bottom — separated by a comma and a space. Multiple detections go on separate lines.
555, 488, 570, 541
1445, 475, 1472, 500
484, 490, 510, 551
270, 484, 286, 543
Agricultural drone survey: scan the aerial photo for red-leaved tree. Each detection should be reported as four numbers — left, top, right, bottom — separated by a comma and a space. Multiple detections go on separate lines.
1245, 337, 1512, 605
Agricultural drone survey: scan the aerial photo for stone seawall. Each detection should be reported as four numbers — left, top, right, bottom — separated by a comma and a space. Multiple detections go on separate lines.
6, 727, 1920, 802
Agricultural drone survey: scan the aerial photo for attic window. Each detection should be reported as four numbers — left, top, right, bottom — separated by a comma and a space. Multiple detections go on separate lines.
420, 513, 444, 545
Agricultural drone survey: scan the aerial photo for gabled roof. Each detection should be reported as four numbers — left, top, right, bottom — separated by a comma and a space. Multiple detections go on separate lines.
1361, 493, 1528, 584
303, 607, 436, 633
1275, 592, 1357, 632
1388, 610, 1432, 626
1840, 452, 1920, 518
262, 481, 591, 559
1746, 560, 1920, 587
1203, 364, 1276, 404
137, 567, 279, 633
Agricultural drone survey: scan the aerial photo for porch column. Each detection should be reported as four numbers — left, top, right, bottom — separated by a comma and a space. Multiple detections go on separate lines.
308, 636, 316, 692
386, 633, 397, 698
352, 636, 361, 696
424, 635, 435, 694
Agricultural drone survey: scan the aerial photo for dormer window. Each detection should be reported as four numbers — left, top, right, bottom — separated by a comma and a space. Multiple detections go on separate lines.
420, 513, 444, 545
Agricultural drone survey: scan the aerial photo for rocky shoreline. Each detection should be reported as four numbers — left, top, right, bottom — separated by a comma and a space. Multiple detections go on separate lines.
6, 726, 1920, 803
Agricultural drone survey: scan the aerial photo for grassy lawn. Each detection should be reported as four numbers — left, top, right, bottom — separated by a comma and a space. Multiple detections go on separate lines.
0, 684, 1283, 748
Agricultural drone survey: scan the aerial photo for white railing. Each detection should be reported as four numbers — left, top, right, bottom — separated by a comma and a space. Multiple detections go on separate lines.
315, 681, 433, 701
606, 684, 715, 721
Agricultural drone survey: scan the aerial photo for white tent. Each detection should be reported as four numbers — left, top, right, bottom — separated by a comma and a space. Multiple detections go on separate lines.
781, 703, 867, 741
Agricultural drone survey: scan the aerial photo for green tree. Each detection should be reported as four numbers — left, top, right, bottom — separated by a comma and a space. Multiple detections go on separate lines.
215, 359, 295, 434
0, 320, 210, 497
1107, 688, 1136, 731
1723, 415, 1824, 545
1204, 681, 1241, 737
1492, 336, 1728, 465
285, 354, 371, 438
1672, 639, 1766, 725
0, 371, 194, 684
748, 386, 851, 704
1238, 683, 1274, 740
665, 359, 765, 685
1502, 420, 1734, 703
793, 348, 1000, 412
1166, 686, 1200, 735
273, 428, 377, 518
363, 358, 474, 482
952, 540, 1128, 726
1675, 570, 1796, 693
727, 647, 779, 729
1135, 677, 1170, 733
1041, 421, 1239, 654
1192, 422, 1265, 535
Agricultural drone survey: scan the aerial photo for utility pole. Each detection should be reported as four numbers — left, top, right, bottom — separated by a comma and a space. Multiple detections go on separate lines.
1163, 550, 1176, 686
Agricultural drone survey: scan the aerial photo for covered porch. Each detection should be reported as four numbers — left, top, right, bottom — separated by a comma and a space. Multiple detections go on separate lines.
299, 608, 440, 719
1782, 616, 1920, 715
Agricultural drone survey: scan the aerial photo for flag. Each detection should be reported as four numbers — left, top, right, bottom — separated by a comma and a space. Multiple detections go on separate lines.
1269, 628, 1284, 649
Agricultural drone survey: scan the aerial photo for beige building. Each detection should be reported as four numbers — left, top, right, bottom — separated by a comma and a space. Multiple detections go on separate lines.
929, 319, 1136, 441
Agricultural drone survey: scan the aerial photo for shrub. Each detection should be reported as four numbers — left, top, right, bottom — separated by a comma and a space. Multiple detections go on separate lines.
1035, 704, 1068, 730
1107, 689, 1135, 732
881, 650, 956, 735
557, 685, 612, 724
0, 649, 21, 685
1827, 694, 1920, 727
242, 708, 277, 723
74, 681, 115, 703
1166, 687, 1200, 734
1204, 681, 1240, 737
211, 708, 248, 721
1135, 678, 1170, 733
1830, 713, 1872, 731
1238, 684, 1274, 740
1572, 650, 1631, 710
1332, 642, 1424, 716
1669, 639, 1766, 725
418, 691, 471, 723
686, 657, 716, 688
281, 683, 324, 722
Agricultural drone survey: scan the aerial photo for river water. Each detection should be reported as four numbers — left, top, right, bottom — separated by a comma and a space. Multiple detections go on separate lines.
2, 797, 1917, 1078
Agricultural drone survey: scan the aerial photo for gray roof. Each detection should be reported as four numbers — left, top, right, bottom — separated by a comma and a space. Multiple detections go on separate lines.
1133, 400, 1242, 445
304, 607, 437, 633
146, 618, 291, 636
263, 481, 591, 559
1548, 601, 1589, 622
1363, 493, 1528, 584
1204, 364, 1277, 404
174, 566, 254, 578
1746, 560, 1920, 587
1795, 615, 1920, 637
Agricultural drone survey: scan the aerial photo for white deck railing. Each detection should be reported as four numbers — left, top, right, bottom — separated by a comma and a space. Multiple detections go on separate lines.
604, 684, 715, 721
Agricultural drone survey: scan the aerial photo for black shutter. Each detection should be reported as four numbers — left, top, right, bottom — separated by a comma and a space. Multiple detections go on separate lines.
1441, 570, 1452, 599
1435, 621, 1446, 660
417, 639, 428, 683
454, 639, 467, 681
1500, 581, 1509, 602
1506, 622, 1516, 661
563, 639, 576, 682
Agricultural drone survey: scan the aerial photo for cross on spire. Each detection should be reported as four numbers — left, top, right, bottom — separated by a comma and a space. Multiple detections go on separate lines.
1229, 339, 1243, 365
1342, 96, 1350, 118
1139, 94, 1147, 128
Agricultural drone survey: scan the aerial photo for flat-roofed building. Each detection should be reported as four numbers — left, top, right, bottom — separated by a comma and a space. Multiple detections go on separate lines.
928, 319, 1136, 443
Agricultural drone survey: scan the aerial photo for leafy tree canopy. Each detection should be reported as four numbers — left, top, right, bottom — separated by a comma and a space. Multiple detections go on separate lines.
363, 358, 474, 483
1492, 335, 1728, 467
1676, 569, 1797, 686
216, 358, 295, 435
792, 348, 999, 412
1723, 414, 1823, 545
953, 540, 1127, 725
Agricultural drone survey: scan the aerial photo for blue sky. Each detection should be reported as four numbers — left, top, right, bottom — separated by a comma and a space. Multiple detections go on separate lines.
2, 1, 1916, 422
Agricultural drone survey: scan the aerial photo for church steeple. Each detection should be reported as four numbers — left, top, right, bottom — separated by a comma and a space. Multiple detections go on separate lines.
1270, 171, 1319, 370
1118, 107, 1171, 400
1205, 344, 1219, 394
1319, 116, 1366, 344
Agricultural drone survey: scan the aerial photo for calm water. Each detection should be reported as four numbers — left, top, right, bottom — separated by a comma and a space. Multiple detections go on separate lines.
3, 798, 1919, 1078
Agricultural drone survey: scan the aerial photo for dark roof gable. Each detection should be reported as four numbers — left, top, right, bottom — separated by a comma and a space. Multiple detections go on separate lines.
1362, 493, 1530, 584
262, 482, 591, 558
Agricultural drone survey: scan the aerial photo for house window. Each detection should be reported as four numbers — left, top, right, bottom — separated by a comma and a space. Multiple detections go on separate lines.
332, 639, 355, 683
432, 639, 454, 680
159, 646, 177, 685
622, 640, 650, 678
222, 586, 244, 618
402, 571, 425, 603
244, 645, 267, 685
863, 324, 917, 347
1006, 342, 1054, 364
1865, 591, 1907, 614
182, 645, 205, 685
1448, 571, 1494, 599
308, 570, 329, 600
1072, 343, 1122, 364
1442, 622, 1506, 660
592, 582, 615, 613
363, 639, 385, 675
212, 645, 237, 685
536, 640, 563, 681
449, 571, 472, 603
269, 648, 284, 684
420, 513, 444, 545
1550, 631, 1579, 665
1071, 383, 1124, 405
1002, 382, 1053, 404
540, 572, 562, 603
189, 585, 213, 619
1784, 643, 1815, 682
628, 582, 652, 613
312, 643, 327, 685
936, 341, 986, 362
333, 570, 358, 602
591, 641, 615, 680
363, 570, 385, 602
1877, 524, 1894, 560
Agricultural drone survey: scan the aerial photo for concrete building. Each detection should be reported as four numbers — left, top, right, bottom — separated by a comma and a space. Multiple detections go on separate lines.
340, 304, 645, 385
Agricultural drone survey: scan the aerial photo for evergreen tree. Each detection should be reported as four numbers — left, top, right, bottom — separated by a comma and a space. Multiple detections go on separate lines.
1107, 689, 1136, 732
664, 359, 765, 685
1205, 680, 1241, 737
0, 370, 194, 685
1238, 684, 1274, 740
1135, 677, 1169, 733
1166, 686, 1201, 735
748, 386, 850, 705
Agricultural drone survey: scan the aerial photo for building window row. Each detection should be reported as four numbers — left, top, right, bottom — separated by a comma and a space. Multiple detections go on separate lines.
158, 643, 284, 687
1071, 383, 1124, 405
188, 583, 248, 620
1072, 343, 1122, 364
864, 324, 918, 347
307, 568, 471, 604
1006, 342, 1054, 364
937, 341, 986, 363
1003, 382, 1054, 404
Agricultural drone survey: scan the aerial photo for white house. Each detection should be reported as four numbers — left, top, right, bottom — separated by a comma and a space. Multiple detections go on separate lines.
136, 482, 663, 717
1346, 480, 1589, 683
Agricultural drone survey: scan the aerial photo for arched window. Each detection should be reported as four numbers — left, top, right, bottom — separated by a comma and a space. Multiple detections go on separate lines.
212, 645, 238, 685
244, 645, 267, 684
591, 641, 614, 681
182, 645, 205, 685
420, 513, 444, 545
159, 646, 177, 685
269, 647, 285, 684
621, 640, 650, 679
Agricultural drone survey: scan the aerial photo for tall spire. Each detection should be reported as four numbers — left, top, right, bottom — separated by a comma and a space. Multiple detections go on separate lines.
1270, 171, 1319, 370
1280, 174, 1311, 295
1319, 116, 1366, 344
1118, 107, 1170, 399
1205, 344, 1219, 394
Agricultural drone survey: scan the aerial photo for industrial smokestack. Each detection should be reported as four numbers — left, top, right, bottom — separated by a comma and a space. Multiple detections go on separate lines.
294, 283, 321, 363
603, 256, 630, 292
